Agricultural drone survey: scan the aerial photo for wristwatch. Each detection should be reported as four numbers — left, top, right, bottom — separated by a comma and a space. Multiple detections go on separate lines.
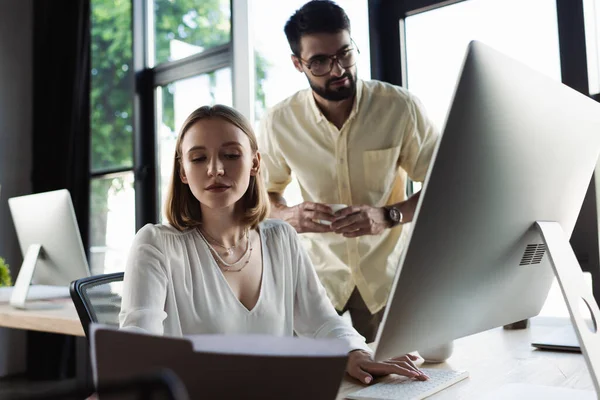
384, 206, 403, 227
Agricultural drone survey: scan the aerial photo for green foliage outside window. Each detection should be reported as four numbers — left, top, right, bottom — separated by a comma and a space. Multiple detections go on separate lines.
90, 0, 270, 270
0, 258, 11, 287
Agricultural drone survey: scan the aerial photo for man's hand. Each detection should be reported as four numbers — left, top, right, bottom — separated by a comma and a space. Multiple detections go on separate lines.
346, 350, 429, 384
331, 205, 389, 237
285, 202, 336, 233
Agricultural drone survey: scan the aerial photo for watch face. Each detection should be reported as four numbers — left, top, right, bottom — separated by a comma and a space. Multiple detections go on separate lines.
389, 208, 401, 222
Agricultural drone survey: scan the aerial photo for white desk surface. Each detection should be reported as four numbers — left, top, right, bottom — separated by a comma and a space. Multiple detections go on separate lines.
337, 319, 593, 399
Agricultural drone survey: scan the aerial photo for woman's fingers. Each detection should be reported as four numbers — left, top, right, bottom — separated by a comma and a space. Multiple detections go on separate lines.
348, 365, 374, 384
362, 360, 422, 379
388, 355, 419, 371
383, 360, 420, 375
390, 353, 419, 363
347, 351, 429, 385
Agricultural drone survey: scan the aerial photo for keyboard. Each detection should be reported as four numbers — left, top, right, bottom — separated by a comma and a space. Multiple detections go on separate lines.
346, 368, 469, 400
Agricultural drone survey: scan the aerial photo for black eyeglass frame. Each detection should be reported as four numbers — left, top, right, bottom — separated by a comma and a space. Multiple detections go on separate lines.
294, 39, 360, 77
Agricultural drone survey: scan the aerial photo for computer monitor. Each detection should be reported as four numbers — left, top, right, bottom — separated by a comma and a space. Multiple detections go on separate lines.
8, 189, 90, 308
375, 41, 600, 375
571, 173, 600, 304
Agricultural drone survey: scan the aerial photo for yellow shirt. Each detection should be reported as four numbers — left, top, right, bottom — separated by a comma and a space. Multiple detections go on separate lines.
258, 79, 439, 313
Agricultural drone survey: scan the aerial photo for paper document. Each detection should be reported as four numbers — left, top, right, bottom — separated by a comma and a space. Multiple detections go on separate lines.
188, 332, 349, 356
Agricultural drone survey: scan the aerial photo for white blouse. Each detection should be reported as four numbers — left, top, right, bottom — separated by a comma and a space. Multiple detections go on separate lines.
119, 219, 371, 353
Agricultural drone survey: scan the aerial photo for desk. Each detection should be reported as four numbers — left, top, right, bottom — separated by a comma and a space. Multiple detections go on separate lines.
0, 299, 84, 337
0, 304, 591, 397
337, 320, 593, 399
0, 299, 85, 380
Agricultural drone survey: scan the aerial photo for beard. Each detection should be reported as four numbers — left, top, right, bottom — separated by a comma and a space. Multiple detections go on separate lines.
309, 72, 357, 101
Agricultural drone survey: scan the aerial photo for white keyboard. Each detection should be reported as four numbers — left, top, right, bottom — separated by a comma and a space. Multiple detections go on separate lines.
346, 368, 469, 400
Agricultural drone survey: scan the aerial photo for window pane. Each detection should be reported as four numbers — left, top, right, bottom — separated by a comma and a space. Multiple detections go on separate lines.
90, 173, 136, 275
157, 68, 233, 221
584, 0, 600, 94
538, 272, 593, 319
153, 0, 231, 66
405, 0, 561, 130
91, 0, 134, 171
252, 0, 370, 206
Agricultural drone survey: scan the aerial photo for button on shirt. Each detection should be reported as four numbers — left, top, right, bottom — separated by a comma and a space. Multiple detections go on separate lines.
258, 79, 439, 314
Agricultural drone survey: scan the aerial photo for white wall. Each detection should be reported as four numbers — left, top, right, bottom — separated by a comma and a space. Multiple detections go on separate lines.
0, 0, 33, 277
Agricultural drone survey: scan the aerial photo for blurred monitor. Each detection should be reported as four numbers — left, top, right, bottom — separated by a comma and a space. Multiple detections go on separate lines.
571, 174, 600, 303
8, 189, 90, 308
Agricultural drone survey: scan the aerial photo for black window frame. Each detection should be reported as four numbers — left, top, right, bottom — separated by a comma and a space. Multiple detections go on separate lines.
131, 0, 234, 229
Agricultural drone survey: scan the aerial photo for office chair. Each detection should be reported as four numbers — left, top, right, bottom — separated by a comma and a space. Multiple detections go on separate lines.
70, 272, 124, 338
5, 368, 190, 400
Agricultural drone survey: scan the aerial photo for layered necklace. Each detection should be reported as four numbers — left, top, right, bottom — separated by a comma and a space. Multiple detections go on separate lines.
198, 227, 253, 273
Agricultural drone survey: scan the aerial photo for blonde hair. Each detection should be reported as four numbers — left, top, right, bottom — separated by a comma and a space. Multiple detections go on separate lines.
164, 104, 270, 231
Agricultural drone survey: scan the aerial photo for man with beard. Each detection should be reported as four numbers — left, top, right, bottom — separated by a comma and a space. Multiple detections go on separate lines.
258, 0, 439, 342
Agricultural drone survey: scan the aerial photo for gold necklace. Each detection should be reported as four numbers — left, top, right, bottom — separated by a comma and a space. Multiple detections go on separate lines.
198, 229, 253, 272
200, 228, 247, 257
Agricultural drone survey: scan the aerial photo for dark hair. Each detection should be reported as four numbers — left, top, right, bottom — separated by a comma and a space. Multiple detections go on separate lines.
284, 0, 351, 56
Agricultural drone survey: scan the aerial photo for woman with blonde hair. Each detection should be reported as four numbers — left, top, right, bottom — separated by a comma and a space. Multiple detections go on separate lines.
119, 104, 427, 384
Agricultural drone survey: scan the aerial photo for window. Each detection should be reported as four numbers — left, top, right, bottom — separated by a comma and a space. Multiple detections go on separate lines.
157, 69, 233, 221
143, 0, 234, 222
405, 0, 561, 131
91, 0, 236, 272
404, 0, 561, 193
152, 0, 231, 66
538, 272, 594, 319
251, 0, 371, 206
584, 0, 600, 95
91, 0, 134, 172
90, 0, 136, 275
90, 174, 135, 275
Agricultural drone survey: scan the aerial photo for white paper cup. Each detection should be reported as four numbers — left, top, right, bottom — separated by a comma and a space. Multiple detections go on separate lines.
328, 204, 347, 213
316, 204, 347, 225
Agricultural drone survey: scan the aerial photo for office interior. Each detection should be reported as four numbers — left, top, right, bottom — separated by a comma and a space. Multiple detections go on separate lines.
0, 0, 599, 397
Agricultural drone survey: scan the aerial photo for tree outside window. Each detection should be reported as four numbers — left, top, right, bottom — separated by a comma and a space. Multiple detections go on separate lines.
91, 0, 269, 274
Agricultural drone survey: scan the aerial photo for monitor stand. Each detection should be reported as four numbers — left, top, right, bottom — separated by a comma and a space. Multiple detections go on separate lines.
509, 221, 600, 398
9, 244, 64, 310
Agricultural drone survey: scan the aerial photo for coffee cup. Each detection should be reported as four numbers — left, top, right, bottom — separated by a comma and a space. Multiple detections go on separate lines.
316, 204, 347, 225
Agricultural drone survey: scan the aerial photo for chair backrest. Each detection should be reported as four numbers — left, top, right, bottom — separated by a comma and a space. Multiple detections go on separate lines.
70, 272, 124, 338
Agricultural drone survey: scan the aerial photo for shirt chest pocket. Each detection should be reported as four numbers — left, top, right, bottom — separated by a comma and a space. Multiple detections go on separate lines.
363, 146, 402, 193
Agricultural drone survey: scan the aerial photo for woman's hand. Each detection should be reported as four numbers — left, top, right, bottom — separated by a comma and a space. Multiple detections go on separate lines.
346, 350, 429, 384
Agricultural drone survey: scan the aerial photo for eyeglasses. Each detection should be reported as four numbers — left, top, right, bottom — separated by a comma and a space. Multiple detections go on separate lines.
296, 41, 360, 77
